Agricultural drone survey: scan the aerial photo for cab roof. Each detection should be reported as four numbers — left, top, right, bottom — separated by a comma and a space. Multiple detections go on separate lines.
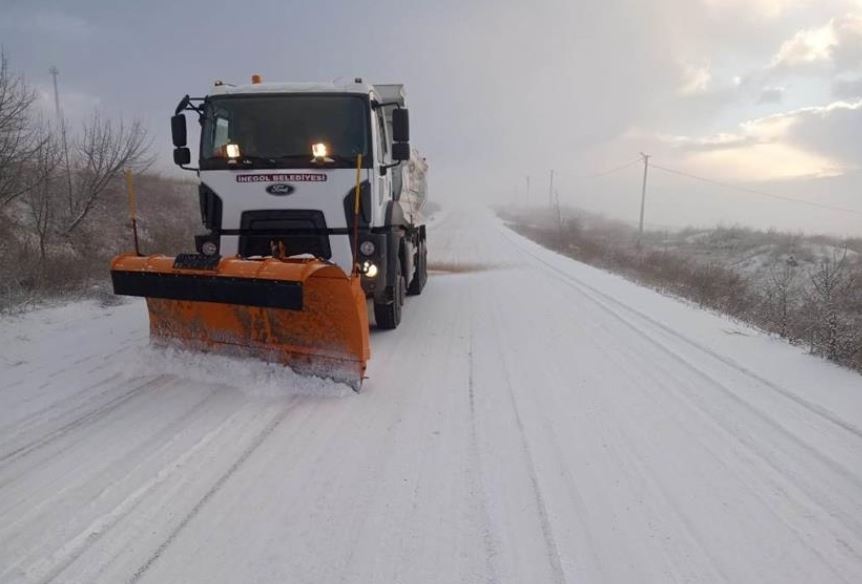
208, 81, 375, 97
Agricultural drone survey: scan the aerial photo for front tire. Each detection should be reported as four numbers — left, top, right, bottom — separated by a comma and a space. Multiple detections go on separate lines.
374, 255, 406, 330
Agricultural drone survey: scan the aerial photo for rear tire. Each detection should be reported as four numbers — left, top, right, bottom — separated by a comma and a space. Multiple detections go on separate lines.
374, 255, 405, 330
407, 238, 427, 296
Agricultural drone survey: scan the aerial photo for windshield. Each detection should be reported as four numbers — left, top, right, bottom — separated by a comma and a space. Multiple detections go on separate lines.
200, 94, 371, 169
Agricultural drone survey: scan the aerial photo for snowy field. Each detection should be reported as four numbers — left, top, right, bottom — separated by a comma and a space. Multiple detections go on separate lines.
1, 207, 861, 583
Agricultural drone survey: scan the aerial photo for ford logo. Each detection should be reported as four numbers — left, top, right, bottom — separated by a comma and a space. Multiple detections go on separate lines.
266, 183, 295, 196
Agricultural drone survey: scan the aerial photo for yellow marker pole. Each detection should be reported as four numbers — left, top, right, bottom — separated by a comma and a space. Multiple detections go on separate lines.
351, 154, 363, 276
124, 168, 141, 256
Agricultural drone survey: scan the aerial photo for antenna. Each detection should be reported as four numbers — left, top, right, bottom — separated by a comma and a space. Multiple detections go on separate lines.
49, 66, 62, 120
49, 66, 74, 204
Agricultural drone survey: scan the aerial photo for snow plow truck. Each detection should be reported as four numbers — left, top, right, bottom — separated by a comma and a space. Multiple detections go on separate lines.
110, 77, 429, 390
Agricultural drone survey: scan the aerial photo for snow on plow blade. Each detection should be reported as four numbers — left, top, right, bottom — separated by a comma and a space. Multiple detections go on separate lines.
110, 254, 370, 390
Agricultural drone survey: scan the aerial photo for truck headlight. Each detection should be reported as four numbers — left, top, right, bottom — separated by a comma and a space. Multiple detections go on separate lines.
312, 142, 328, 159
361, 261, 378, 278
360, 241, 376, 256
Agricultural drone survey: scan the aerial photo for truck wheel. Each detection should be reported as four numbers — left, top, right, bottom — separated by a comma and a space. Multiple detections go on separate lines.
374, 256, 405, 329
407, 238, 427, 296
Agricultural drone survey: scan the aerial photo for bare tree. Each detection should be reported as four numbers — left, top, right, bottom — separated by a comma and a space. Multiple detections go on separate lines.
62, 112, 152, 235
22, 133, 62, 266
0, 50, 46, 207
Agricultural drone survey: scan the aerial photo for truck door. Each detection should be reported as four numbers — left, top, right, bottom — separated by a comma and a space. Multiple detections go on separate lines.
375, 109, 392, 213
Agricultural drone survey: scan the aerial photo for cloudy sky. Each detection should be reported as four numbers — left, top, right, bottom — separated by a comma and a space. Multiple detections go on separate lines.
2, 0, 861, 234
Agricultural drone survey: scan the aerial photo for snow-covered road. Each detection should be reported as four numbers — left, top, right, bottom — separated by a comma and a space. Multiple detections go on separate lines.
2, 207, 861, 584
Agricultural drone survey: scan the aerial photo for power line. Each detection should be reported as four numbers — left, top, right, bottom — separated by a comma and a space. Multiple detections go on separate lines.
651, 162, 862, 216
572, 158, 642, 180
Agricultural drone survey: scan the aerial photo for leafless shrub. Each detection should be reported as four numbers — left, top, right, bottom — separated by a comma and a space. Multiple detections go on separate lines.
760, 259, 799, 338
802, 249, 860, 365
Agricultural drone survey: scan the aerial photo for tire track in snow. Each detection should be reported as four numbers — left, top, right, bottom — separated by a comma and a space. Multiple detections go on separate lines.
502, 228, 862, 457
0, 385, 231, 533
530, 248, 862, 487
466, 324, 502, 584
127, 400, 296, 584
487, 286, 726, 583
603, 337, 862, 576
486, 301, 568, 584
18, 400, 298, 584
0, 372, 123, 436
501, 228, 862, 538
502, 227, 862, 441
0, 330, 143, 396
0, 376, 170, 466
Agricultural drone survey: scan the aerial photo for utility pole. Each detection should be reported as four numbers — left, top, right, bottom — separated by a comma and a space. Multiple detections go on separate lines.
50, 66, 74, 210
548, 169, 555, 208
526, 175, 531, 205
49, 66, 62, 118
554, 188, 562, 242
638, 152, 650, 234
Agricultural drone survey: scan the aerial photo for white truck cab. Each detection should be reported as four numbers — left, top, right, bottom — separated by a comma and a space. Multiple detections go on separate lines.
170, 77, 428, 329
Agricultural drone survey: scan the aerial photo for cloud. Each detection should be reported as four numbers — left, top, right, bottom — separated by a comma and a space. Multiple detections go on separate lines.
780, 98, 862, 160
664, 99, 862, 179
771, 21, 838, 69
833, 75, 862, 95
758, 86, 786, 102
768, 12, 862, 74
731, 12, 862, 100
702, 0, 813, 18
678, 63, 713, 96
688, 143, 842, 181
0, 8, 93, 40
831, 13, 862, 68
34, 86, 101, 127
660, 132, 756, 151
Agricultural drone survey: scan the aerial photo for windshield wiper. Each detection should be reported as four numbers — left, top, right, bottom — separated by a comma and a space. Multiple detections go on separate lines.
270, 153, 361, 165
207, 155, 280, 167
328, 154, 361, 164
269, 154, 311, 160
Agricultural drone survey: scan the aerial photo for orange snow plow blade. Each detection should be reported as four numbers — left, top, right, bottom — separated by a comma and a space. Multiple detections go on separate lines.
110, 254, 370, 390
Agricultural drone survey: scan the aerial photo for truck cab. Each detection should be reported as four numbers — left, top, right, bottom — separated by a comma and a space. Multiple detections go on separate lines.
171, 78, 428, 329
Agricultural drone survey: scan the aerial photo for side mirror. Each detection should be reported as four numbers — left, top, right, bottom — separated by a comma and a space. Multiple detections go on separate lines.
171, 114, 187, 147
173, 147, 191, 166
392, 142, 410, 161
392, 109, 409, 143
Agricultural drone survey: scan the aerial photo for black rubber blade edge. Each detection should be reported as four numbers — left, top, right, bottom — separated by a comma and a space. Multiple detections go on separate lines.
111, 270, 303, 310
